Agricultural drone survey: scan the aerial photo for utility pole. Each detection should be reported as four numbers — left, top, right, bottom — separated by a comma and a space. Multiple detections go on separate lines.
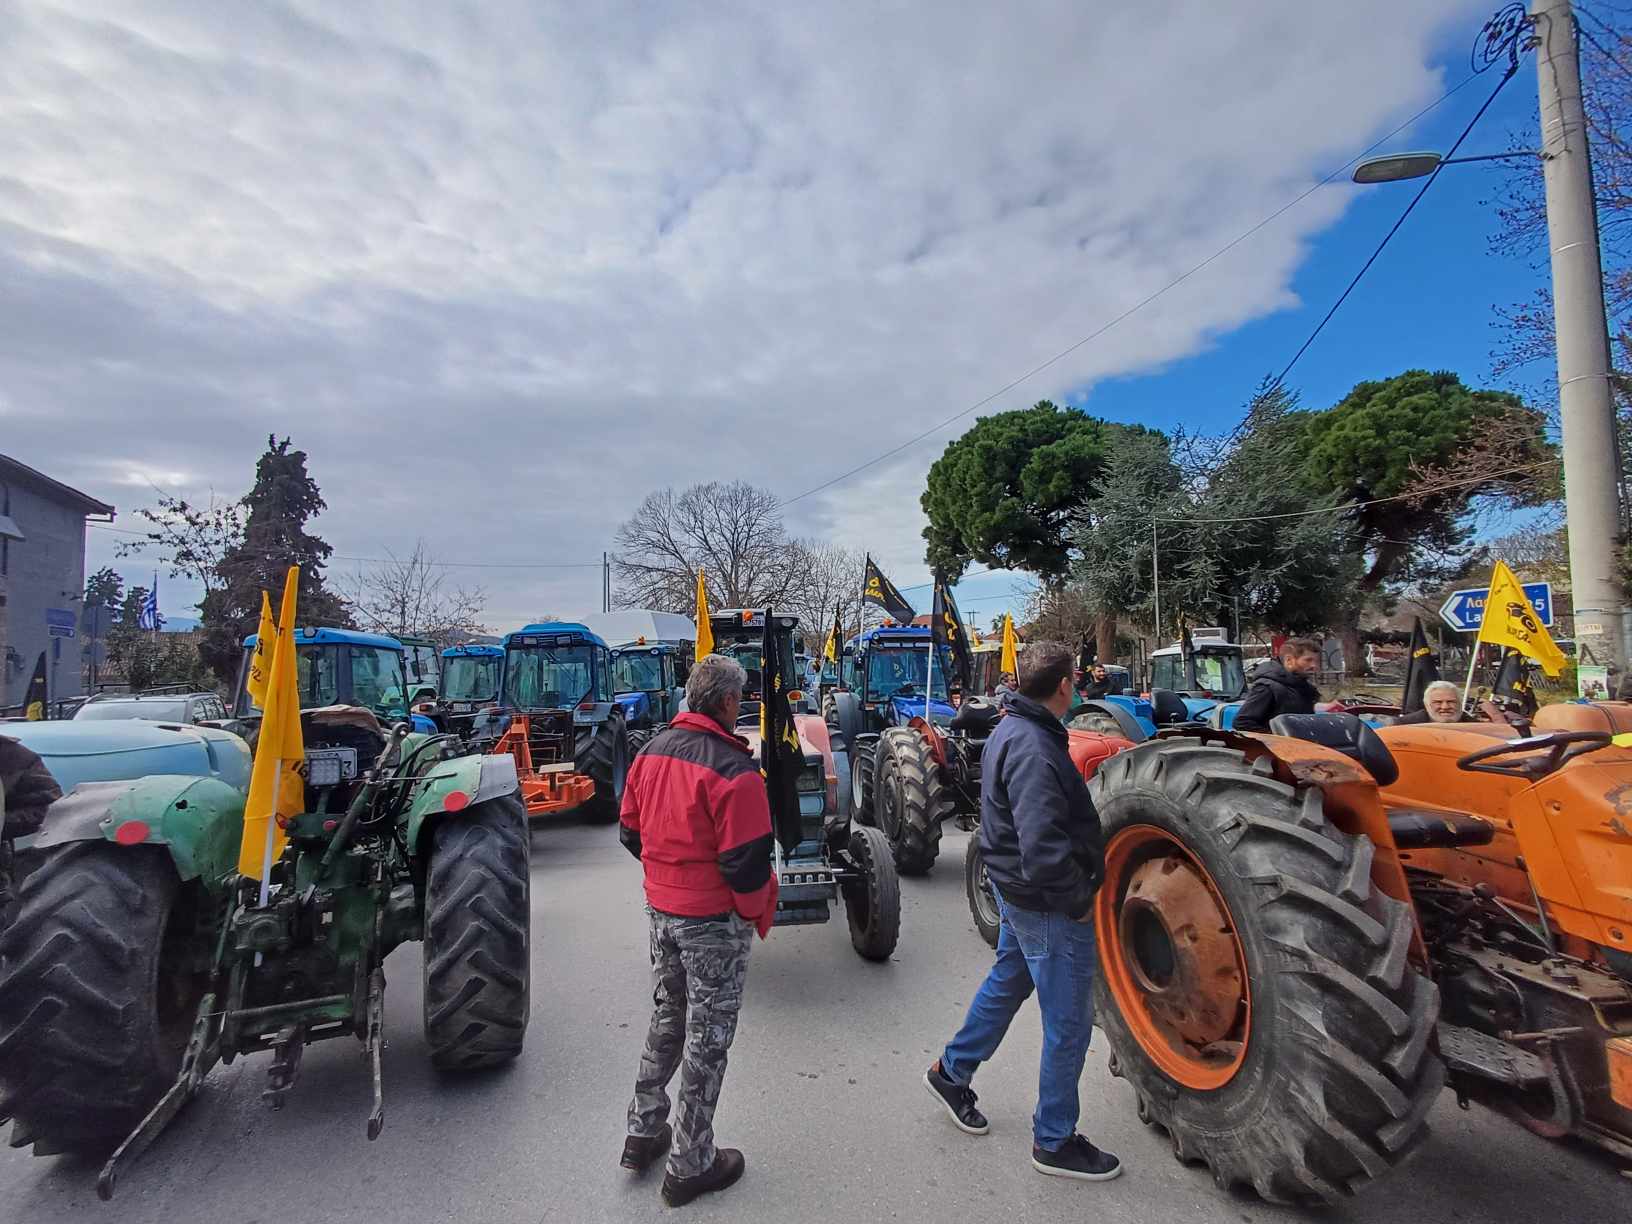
1534, 0, 1626, 667
1151, 521, 1162, 646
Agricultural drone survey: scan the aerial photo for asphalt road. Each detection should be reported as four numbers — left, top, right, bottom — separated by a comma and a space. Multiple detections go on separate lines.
2, 822, 1626, 1223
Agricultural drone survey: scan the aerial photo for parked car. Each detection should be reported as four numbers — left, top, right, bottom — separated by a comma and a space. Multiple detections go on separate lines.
72, 691, 228, 725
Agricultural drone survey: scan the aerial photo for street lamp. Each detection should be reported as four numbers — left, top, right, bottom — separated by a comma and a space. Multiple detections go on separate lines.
1351, 149, 1537, 184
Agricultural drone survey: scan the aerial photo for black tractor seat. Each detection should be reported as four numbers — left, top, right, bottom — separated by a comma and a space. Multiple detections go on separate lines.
1267, 712, 1400, 786
950, 697, 1002, 735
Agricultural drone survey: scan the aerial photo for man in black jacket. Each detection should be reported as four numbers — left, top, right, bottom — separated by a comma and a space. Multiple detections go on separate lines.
1078, 663, 1120, 699
922, 641, 1122, 1183
1233, 638, 1321, 733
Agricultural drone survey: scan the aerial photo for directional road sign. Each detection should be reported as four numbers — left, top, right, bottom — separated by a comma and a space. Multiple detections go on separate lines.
45, 607, 77, 639
1438, 581, 1553, 633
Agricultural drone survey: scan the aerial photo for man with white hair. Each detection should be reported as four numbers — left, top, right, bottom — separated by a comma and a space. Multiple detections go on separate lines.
617, 653, 779, 1207
1396, 680, 1467, 725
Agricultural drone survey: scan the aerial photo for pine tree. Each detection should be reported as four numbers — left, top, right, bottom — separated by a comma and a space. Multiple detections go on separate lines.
199, 436, 351, 681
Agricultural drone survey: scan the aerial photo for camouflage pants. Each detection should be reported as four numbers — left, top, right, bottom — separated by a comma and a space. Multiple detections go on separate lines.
627, 906, 754, 1178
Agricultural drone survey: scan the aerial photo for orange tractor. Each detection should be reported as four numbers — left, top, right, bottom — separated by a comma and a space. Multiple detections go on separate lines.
1088, 705, 1632, 1201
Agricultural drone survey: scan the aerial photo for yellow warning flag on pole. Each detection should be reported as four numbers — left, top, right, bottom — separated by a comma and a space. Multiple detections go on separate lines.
245, 591, 276, 709
238, 567, 306, 882
1477, 560, 1566, 677
1000, 613, 1019, 678
694, 569, 715, 658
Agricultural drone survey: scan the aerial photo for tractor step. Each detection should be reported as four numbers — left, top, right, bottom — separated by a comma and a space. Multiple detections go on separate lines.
1437, 1022, 1549, 1086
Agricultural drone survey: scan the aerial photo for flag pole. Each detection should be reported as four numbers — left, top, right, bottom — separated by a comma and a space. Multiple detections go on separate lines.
1460, 640, 1481, 711
926, 627, 935, 722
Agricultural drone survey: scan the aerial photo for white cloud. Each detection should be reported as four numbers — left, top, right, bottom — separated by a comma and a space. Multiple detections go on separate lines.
0, 0, 1481, 626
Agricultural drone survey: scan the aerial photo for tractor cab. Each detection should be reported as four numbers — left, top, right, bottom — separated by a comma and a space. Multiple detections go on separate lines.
836, 624, 957, 729
608, 640, 687, 734
396, 635, 441, 706
438, 643, 503, 735
707, 609, 809, 719
1148, 628, 1246, 720
499, 623, 614, 720
232, 627, 435, 731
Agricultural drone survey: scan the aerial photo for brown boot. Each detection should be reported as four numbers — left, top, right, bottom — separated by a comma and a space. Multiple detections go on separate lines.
620, 1123, 672, 1173
660, 1148, 745, 1207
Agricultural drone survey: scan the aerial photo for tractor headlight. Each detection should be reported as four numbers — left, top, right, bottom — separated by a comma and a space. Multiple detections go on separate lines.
796, 762, 824, 793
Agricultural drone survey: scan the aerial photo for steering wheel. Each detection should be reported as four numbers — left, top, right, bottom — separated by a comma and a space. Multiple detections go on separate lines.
1456, 730, 1614, 778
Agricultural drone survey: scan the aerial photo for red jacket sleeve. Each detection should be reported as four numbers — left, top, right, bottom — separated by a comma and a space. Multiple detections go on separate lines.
618, 755, 645, 860
713, 771, 775, 919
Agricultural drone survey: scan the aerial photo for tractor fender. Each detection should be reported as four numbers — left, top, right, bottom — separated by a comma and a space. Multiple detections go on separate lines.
1153, 724, 1417, 919
828, 690, 864, 747
404, 752, 521, 852
1083, 698, 1151, 743
907, 716, 947, 769
32, 775, 246, 884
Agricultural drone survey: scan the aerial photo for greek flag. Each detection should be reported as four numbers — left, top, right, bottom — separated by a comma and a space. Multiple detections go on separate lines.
137, 576, 159, 631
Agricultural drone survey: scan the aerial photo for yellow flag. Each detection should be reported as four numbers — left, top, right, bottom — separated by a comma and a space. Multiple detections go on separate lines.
1000, 613, 1019, 678
238, 567, 306, 879
694, 569, 714, 658
1477, 560, 1566, 677
246, 591, 276, 709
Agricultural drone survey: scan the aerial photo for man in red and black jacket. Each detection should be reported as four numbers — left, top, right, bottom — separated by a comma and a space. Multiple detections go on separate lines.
617, 653, 777, 1208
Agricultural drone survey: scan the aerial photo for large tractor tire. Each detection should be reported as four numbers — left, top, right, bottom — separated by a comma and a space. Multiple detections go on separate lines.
423, 792, 531, 1070
0, 842, 204, 1154
576, 713, 629, 823
964, 832, 1000, 948
849, 731, 880, 827
1089, 742, 1443, 1203
628, 726, 654, 757
842, 825, 900, 961
874, 727, 948, 876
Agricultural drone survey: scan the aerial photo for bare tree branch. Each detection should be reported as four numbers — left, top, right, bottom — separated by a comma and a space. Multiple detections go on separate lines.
342, 539, 488, 649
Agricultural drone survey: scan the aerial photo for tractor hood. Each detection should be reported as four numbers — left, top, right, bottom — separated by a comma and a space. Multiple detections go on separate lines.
3, 720, 252, 797
889, 694, 957, 725
615, 692, 652, 722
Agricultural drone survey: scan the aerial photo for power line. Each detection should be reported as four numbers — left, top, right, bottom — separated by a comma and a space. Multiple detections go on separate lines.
1267, 57, 1525, 389
88, 524, 604, 570
1151, 459, 1554, 524
775, 69, 1484, 510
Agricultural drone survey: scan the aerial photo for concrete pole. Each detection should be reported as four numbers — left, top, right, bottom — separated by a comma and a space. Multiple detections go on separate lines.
1534, 0, 1626, 667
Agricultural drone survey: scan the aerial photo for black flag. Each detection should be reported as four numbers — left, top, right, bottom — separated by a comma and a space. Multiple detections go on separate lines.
1400, 619, 1439, 714
759, 609, 805, 854
931, 572, 974, 692
1180, 621, 1198, 693
862, 554, 916, 623
1492, 647, 1539, 718
23, 651, 48, 721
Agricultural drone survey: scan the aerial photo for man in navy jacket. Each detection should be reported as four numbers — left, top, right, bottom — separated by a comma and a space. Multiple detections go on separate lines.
924, 641, 1122, 1183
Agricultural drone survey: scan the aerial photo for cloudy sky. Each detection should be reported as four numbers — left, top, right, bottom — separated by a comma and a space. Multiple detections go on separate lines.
0, 0, 1511, 629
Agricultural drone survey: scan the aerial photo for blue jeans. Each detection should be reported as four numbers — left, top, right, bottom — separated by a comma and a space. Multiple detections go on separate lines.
940, 892, 1097, 1151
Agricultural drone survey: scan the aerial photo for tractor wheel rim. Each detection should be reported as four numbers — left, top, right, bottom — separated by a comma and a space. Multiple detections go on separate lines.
974, 861, 998, 927
1097, 824, 1251, 1090
880, 776, 902, 838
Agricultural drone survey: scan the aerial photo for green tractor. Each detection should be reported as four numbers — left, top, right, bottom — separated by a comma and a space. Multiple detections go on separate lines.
0, 705, 531, 1198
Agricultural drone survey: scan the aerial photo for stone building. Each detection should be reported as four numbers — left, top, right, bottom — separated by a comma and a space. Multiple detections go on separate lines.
0, 454, 115, 709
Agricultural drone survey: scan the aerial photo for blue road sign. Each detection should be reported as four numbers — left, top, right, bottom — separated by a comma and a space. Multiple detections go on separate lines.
45, 607, 77, 639
1438, 581, 1553, 633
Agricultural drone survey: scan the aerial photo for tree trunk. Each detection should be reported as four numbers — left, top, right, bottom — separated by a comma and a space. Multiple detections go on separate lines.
1095, 611, 1117, 664
1341, 619, 1366, 678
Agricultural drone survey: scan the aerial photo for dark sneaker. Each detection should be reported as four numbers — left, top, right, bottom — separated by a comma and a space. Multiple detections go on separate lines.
1032, 1134, 1122, 1182
661, 1148, 746, 1207
924, 1063, 989, 1135
620, 1123, 672, 1172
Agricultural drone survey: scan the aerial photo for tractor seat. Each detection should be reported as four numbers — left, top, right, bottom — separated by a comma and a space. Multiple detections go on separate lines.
951, 697, 1002, 735
1150, 689, 1189, 726
1267, 712, 1400, 786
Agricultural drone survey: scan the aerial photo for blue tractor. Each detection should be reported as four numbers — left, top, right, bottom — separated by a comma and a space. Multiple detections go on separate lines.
1070, 634, 1250, 741
609, 641, 687, 753
438, 642, 504, 738
231, 627, 440, 734
492, 622, 630, 821
824, 624, 1000, 876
